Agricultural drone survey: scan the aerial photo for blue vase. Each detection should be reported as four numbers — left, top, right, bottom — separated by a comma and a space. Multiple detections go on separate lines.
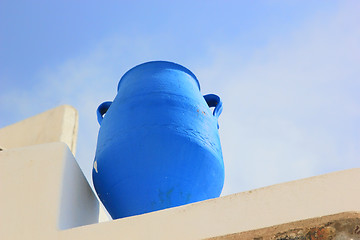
93, 61, 224, 219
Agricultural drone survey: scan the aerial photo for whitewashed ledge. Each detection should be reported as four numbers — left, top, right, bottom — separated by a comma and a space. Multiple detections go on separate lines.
1, 143, 359, 239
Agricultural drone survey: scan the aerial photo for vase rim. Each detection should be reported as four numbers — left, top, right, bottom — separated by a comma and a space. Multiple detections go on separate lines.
117, 61, 201, 92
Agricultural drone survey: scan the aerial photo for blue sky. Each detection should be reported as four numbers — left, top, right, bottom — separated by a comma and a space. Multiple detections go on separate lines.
1, 1, 359, 196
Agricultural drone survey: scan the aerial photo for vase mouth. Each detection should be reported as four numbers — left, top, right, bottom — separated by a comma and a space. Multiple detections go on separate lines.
117, 61, 201, 92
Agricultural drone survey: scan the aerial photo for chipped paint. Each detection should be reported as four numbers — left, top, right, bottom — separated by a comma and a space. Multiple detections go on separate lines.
93, 160, 98, 173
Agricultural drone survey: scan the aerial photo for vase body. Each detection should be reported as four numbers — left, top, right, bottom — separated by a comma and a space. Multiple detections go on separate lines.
93, 61, 224, 219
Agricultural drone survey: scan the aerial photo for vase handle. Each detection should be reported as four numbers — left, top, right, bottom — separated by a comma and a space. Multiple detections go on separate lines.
97, 101, 112, 125
204, 94, 223, 118
204, 94, 223, 129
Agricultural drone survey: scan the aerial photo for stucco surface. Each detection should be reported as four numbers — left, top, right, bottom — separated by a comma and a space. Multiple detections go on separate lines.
208, 212, 360, 240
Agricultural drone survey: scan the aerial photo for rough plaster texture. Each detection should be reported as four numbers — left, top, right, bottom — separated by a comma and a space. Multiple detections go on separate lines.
1, 141, 359, 239
0, 105, 78, 154
208, 212, 360, 240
